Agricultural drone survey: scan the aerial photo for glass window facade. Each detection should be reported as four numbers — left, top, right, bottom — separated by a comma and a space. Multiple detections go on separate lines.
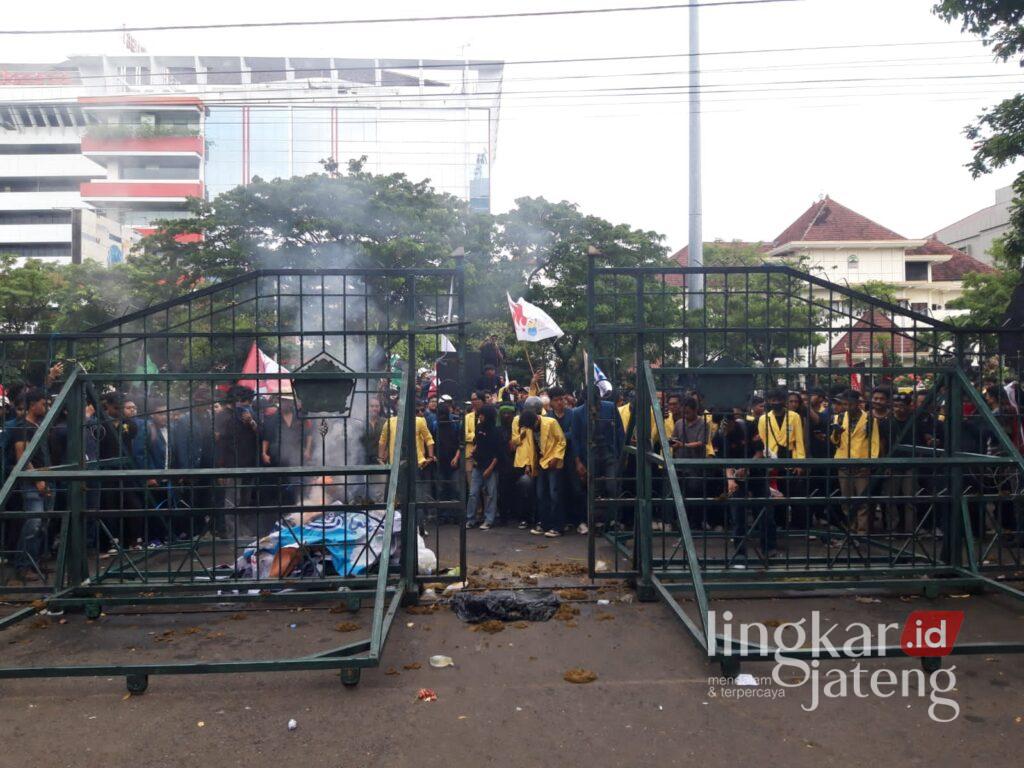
292, 109, 332, 176
249, 108, 291, 183
203, 105, 492, 209
205, 107, 243, 198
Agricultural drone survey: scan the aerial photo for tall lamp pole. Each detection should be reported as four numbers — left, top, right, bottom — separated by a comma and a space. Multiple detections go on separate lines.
688, 2, 704, 311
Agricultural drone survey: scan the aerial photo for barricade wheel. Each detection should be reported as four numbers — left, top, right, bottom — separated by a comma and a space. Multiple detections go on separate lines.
340, 668, 361, 687
346, 596, 362, 613
126, 674, 148, 694
719, 656, 741, 677
920, 657, 941, 673
84, 602, 101, 620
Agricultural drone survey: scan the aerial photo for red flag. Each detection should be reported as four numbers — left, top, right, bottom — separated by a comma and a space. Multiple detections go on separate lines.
237, 341, 292, 395
845, 346, 861, 393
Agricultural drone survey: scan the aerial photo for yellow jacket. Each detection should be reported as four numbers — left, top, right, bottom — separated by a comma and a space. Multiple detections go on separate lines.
831, 411, 882, 459
511, 414, 567, 471
619, 404, 674, 446
757, 411, 806, 460
379, 416, 435, 468
464, 410, 477, 446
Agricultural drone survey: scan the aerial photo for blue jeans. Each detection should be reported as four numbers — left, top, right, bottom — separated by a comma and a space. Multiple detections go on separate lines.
16, 487, 51, 572
467, 467, 497, 525
536, 467, 562, 532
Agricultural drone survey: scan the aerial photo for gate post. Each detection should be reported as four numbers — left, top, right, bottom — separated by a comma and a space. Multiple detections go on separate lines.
65, 377, 88, 587
633, 272, 656, 601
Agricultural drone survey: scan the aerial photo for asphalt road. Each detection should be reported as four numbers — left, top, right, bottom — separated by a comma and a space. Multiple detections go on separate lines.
1, 528, 1021, 768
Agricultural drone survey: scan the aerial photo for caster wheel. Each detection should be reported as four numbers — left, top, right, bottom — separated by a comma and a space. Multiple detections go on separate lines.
346, 596, 362, 613
634, 583, 657, 603
719, 656, 741, 677
921, 657, 941, 673
923, 584, 939, 600
340, 668, 361, 687
126, 674, 148, 694
84, 602, 101, 620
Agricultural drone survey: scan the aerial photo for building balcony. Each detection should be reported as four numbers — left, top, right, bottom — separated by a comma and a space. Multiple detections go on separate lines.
79, 181, 204, 203
81, 134, 204, 157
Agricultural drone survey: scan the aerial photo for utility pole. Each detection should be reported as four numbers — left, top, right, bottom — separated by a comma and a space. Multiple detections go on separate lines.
688, 2, 704, 311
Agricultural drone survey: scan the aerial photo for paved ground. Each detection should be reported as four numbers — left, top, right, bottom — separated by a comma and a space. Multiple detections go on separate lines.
1, 528, 1022, 768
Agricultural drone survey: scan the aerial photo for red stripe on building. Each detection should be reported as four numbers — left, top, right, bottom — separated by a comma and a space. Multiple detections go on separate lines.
81, 135, 204, 155
80, 182, 204, 198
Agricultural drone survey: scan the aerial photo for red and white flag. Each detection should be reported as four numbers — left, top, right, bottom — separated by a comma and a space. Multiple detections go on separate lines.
237, 341, 292, 395
507, 292, 564, 342
845, 346, 861, 393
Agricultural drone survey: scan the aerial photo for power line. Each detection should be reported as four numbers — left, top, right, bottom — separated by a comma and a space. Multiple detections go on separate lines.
0, 0, 802, 35
1, 39, 985, 91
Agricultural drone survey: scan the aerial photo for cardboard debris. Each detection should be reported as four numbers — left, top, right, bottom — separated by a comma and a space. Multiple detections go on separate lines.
564, 668, 598, 684
472, 620, 505, 634
335, 622, 360, 633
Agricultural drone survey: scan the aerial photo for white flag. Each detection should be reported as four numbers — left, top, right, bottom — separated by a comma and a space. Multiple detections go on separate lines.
507, 292, 564, 342
440, 334, 456, 353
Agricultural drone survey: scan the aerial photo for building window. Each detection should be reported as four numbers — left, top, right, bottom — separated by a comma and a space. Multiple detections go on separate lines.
847, 254, 859, 269
905, 262, 928, 281
962, 244, 972, 256
911, 302, 929, 314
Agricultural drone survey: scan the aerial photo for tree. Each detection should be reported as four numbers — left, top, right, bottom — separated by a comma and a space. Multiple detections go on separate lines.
695, 243, 829, 367
495, 196, 678, 386
934, 2, 1024, 266
0, 254, 60, 333
946, 237, 1020, 325
133, 157, 494, 307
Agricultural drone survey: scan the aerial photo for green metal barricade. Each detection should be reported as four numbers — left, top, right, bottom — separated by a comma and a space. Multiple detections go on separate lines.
0, 266, 468, 691
585, 257, 1024, 674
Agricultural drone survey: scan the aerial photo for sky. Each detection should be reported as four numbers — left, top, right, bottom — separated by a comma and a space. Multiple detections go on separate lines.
2, 0, 1021, 253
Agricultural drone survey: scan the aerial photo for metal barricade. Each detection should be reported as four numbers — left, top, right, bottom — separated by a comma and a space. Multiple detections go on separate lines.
584, 257, 1024, 674
0, 266, 468, 690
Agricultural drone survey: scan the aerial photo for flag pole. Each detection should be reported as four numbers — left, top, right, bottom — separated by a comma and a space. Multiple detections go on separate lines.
523, 344, 536, 377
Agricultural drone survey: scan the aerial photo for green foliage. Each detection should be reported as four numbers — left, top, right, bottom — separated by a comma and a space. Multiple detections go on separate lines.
85, 123, 200, 140
947, 237, 1020, 325
934, 2, 1024, 266
698, 244, 828, 366
0, 254, 60, 333
933, 1, 1024, 63
496, 196, 676, 383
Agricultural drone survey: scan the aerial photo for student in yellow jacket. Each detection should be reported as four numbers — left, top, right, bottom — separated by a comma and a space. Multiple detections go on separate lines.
618, 401, 674, 448
830, 389, 881, 533
511, 408, 567, 537
378, 413, 435, 468
757, 388, 806, 462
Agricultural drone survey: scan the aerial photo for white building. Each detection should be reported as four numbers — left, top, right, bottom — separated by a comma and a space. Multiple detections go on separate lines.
0, 55, 504, 265
765, 196, 994, 321
935, 185, 1012, 265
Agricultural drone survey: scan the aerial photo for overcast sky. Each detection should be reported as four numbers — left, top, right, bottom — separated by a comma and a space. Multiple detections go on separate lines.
3, 0, 1021, 253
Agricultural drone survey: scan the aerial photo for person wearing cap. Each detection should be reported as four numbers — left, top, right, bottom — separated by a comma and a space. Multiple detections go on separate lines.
831, 389, 882, 533
424, 395, 439, 438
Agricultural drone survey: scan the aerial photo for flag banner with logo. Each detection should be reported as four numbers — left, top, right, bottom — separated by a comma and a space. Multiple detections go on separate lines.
506, 292, 564, 342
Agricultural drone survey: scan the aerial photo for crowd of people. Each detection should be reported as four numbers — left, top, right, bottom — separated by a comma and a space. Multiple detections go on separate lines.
2, 356, 1023, 582
399, 364, 1024, 559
